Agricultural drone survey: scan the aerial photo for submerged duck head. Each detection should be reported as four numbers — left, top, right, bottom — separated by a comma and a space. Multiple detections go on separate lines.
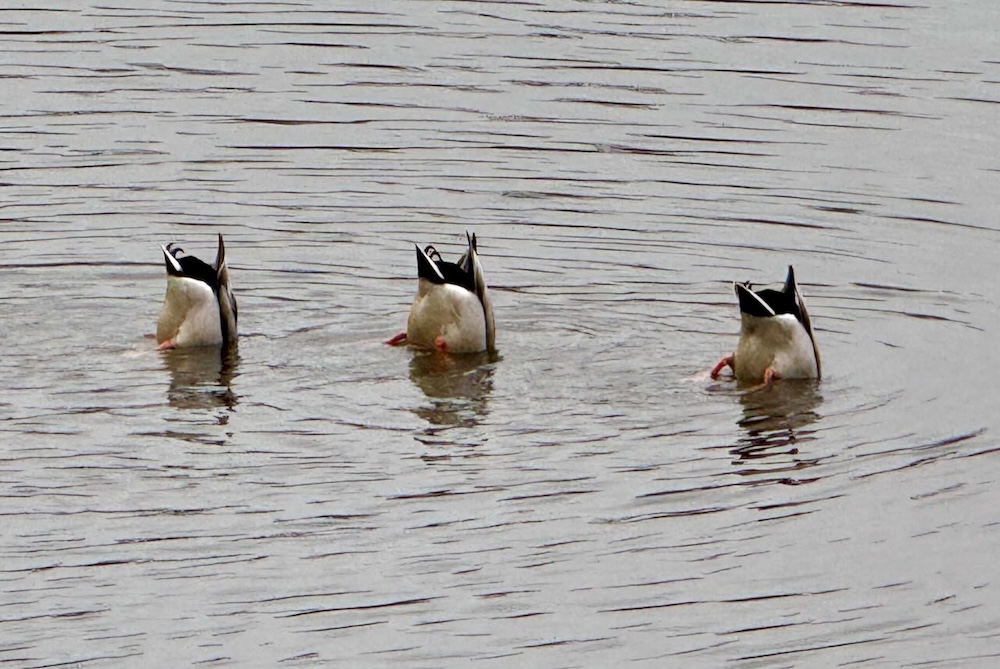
156, 233, 238, 350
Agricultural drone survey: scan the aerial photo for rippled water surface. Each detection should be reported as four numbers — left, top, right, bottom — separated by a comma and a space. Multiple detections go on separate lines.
3, 1, 1000, 666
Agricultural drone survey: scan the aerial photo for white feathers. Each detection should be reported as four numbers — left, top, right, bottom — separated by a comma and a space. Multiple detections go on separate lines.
735, 312, 820, 381
156, 235, 237, 349
157, 275, 225, 347
407, 280, 489, 353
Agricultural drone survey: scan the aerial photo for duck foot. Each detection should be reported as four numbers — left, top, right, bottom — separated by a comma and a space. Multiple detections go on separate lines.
157, 339, 176, 351
385, 332, 408, 346
710, 355, 734, 379
744, 367, 781, 392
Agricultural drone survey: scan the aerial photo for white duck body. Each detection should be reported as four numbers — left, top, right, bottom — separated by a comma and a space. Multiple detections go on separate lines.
735, 312, 819, 381
158, 275, 224, 347
731, 266, 820, 382
408, 279, 488, 353
405, 232, 495, 354
156, 234, 238, 349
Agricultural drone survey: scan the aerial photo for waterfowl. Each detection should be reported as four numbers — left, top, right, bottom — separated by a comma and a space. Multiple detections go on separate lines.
387, 231, 495, 354
156, 234, 238, 350
711, 265, 820, 384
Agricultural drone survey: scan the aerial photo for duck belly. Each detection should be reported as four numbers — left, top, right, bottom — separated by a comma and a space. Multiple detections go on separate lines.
734, 314, 818, 381
407, 282, 487, 353
157, 276, 223, 347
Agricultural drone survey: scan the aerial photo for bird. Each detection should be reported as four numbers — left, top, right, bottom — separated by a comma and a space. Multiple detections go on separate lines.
156, 233, 238, 350
386, 231, 495, 354
711, 265, 820, 384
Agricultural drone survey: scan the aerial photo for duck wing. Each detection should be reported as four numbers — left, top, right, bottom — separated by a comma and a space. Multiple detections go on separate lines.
463, 231, 495, 351
783, 265, 820, 376
214, 234, 238, 345
416, 244, 447, 283
735, 282, 776, 317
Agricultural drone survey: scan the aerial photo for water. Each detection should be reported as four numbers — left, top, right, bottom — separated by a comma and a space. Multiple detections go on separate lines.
2, 1, 999, 666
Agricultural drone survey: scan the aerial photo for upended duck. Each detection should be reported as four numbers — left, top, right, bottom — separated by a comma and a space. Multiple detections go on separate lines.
156, 234, 238, 350
387, 231, 495, 354
711, 265, 820, 384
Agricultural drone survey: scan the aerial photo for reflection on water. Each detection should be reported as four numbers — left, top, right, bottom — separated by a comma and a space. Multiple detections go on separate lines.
162, 344, 240, 413
409, 351, 496, 433
731, 381, 823, 482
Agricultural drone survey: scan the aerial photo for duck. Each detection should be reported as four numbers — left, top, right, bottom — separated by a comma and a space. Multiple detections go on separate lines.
711, 265, 820, 384
156, 233, 238, 350
387, 231, 495, 353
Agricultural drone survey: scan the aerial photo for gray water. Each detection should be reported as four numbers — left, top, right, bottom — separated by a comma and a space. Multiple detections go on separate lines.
2, 1, 1000, 667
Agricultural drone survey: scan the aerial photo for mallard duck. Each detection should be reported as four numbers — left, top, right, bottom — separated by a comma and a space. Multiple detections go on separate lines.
711, 265, 820, 384
387, 231, 495, 353
156, 233, 238, 350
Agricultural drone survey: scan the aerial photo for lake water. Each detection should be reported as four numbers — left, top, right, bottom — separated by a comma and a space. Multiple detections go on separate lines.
2, 1, 999, 666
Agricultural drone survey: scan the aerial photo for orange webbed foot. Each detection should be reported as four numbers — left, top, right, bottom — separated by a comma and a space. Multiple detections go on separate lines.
710, 355, 734, 379
385, 332, 408, 346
